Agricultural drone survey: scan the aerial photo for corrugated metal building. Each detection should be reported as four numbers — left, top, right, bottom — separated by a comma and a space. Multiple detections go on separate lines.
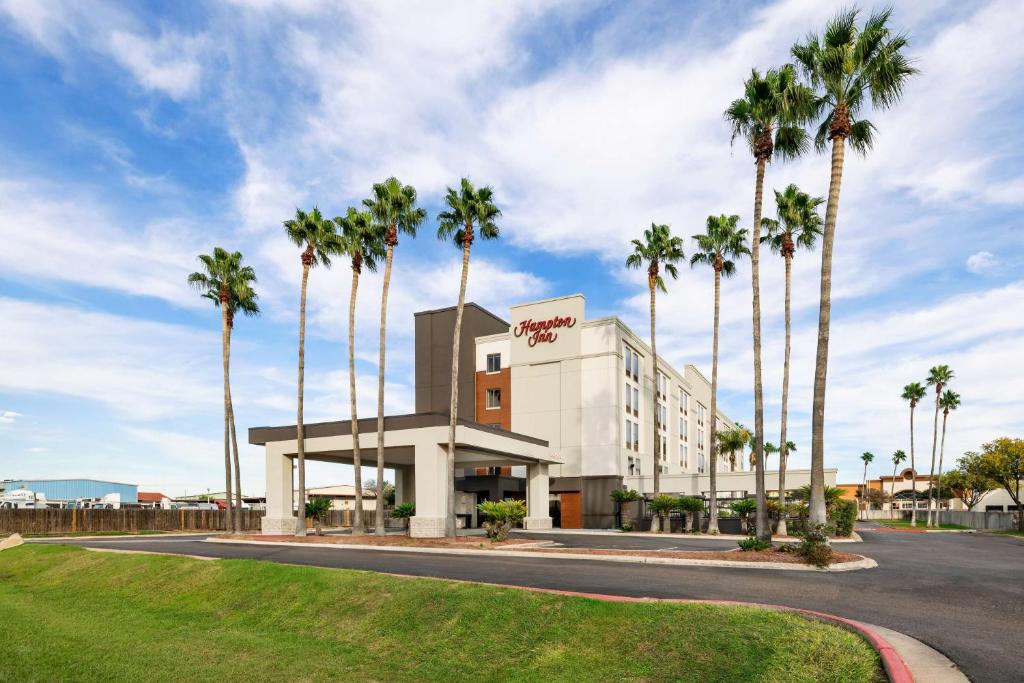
1, 479, 138, 504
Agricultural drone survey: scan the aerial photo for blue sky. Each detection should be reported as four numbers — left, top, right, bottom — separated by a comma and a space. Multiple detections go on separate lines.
1, 0, 1021, 495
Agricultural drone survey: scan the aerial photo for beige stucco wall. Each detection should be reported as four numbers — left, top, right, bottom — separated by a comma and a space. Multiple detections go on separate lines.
625, 468, 838, 497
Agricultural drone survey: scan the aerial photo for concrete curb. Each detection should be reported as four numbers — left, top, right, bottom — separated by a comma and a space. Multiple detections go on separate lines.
207, 537, 877, 572
82, 547, 218, 561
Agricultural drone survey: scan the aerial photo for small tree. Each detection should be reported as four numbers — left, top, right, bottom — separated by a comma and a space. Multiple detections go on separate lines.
648, 494, 677, 533
862, 488, 889, 510
676, 496, 705, 532
304, 496, 331, 536
477, 500, 527, 542
941, 468, 994, 511
391, 502, 415, 535
610, 489, 640, 530
730, 498, 758, 533
963, 439, 1024, 531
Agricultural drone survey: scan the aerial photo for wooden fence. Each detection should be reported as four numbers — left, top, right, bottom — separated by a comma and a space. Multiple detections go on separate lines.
0, 509, 264, 535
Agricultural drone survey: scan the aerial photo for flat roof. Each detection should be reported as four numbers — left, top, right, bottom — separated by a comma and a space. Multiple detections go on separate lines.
249, 412, 548, 447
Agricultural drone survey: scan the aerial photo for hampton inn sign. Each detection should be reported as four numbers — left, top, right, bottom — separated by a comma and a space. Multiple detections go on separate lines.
513, 315, 577, 347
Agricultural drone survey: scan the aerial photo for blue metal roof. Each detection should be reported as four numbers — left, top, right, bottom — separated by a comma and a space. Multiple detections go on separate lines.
2, 479, 138, 504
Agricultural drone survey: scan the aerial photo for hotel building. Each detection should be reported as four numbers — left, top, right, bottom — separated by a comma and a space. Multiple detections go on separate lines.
253, 293, 835, 536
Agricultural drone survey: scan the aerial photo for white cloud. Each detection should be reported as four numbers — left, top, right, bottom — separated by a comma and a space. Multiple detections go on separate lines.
0, 410, 22, 425
966, 251, 997, 274
106, 29, 204, 100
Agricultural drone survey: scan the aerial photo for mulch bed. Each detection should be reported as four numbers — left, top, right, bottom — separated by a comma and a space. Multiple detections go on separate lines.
502, 546, 863, 565
226, 534, 535, 548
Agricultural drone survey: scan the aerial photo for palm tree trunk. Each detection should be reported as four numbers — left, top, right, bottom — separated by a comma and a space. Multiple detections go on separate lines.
446, 238, 472, 537
648, 281, 661, 533
809, 135, 846, 528
890, 463, 898, 520
349, 266, 365, 536
909, 405, 918, 527
296, 262, 311, 537
375, 244, 395, 537
862, 463, 868, 520
707, 269, 722, 535
227, 382, 243, 532
777, 254, 792, 537
220, 306, 234, 534
751, 157, 769, 542
926, 391, 941, 527
936, 411, 949, 524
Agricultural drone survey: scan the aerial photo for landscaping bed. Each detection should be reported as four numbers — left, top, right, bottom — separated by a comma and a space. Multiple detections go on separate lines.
0, 544, 884, 682
231, 533, 539, 548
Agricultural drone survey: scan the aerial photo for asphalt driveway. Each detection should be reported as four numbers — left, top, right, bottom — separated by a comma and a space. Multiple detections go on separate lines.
31, 528, 1024, 682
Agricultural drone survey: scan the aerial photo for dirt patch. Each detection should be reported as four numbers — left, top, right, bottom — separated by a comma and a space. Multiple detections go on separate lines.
225, 534, 537, 549
503, 546, 864, 566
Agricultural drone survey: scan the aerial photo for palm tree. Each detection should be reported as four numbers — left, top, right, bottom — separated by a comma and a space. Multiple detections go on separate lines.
761, 183, 823, 535
924, 365, 954, 526
689, 214, 748, 535
860, 451, 874, 519
283, 207, 340, 537
436, 178, 501, 537
792, 8, 917, 528
762, 442, 779, 470
901, 382, 927, 527
889, 449, 907, 519
625, 223, 685, 532
932, 386, 960, 524
187, 248, 259, 534
726, 64, 814, 543
364, 178, 426, 536
334, 207, 385, 536
718, 428, 744, 472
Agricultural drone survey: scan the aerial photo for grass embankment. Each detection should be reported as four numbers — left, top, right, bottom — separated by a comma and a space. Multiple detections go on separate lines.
0, 545, 882, 682
874, 519, 969, 530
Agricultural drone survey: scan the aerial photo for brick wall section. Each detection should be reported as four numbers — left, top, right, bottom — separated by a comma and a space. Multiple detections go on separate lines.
475, 368, 512, 476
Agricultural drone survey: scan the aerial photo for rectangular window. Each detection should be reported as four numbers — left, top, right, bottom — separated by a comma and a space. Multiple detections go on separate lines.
661, 436, 667, 460
486, 353, 501, 373
624, 382, 632, 413
697, 402, 706, 426
679, 388, 689, 414
485, 388, 501, 409
680, 443, 689, 469
698, 453, 705, 474
632, 422, 639, 450
632, 387, 639, 416
679, 416, 687, 440
697, 428, 705, 450
659, 404, 667, 430
624, 418, 632, 449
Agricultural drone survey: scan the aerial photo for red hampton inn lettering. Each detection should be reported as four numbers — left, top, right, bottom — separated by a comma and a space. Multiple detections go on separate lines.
513, 315, 577, 347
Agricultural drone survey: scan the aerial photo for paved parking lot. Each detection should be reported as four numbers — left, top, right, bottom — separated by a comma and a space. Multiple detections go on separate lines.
33, 528, 1024, 682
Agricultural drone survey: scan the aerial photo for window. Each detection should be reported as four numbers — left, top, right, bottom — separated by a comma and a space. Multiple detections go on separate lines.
697, 428, 705, 450
696, 402, 706, 426
658, 403, 667, 431
656, 371, 667, 398
486, 353, 501, 373
697, 453, 706, 474
624, 382, 632, 413
624, 418, 632, 449
679, 388, 689, 414
661, 436, 667, 461
680, 443, 688, 469
679, 416, 688, 440
632, 421, 639, 450
624, 343, 640, 380
485, 388, 501, 409
632, 387, 639, 416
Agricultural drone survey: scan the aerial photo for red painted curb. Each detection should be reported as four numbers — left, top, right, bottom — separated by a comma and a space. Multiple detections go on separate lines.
505, 587, 915, 683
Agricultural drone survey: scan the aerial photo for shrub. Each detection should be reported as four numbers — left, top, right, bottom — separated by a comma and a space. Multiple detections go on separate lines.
477, 500, 527, 542
830, 499, 857, 537
675, 496, 704, 532
620, 519, 635, 533
730, 499, 757, 516
648, 495, 677, 532
737, 537, 771, 552
798, 523, 834, 568
777, 543, 800, 554
391, 502, 415, 519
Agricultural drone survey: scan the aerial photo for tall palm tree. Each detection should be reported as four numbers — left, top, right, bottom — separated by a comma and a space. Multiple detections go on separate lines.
364, 178, 426, 536
718, 428, 743, 472
924, 365, 955, 526
187, 248, 259, 534
726, 64, 814, 543
762, 442, 779, 470
334, 207, 385, 536
689, 214, 748, 535
889, 449, 907, 519
860, 451, 874, 519
625, 223, 684, 533
283, 207, 340, 537
793, 8, 917, 527
436, 178, 501, 537
761, 183, 823, 536
933, 390, 961, 522
901, 382, 927, 527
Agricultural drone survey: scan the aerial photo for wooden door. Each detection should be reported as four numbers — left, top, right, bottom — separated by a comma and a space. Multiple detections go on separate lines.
560, 492, 582, 529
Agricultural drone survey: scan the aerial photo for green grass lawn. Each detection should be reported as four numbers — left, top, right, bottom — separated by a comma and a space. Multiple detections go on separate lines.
874, 519, 969, 530
986, 529, 1024, 537
0, 545, 882, 683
